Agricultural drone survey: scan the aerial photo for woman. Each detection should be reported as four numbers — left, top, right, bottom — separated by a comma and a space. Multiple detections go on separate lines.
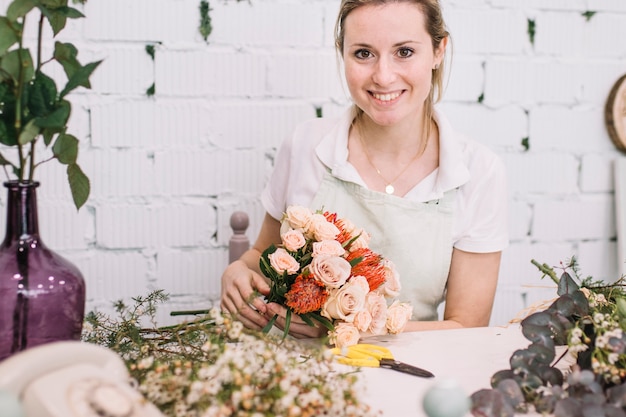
220, 0, 508, 338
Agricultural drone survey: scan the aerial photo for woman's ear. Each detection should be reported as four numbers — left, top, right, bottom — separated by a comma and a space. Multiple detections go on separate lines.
434, 36, 448, 67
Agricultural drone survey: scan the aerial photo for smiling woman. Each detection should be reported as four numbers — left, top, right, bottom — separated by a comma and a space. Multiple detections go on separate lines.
220, 0, 508, 339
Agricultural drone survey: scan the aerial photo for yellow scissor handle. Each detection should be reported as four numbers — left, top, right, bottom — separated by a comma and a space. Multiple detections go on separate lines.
330, 343, 394, 367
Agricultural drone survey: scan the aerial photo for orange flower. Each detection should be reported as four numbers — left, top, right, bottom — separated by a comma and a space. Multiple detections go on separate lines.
285, 274, 329, 314
323, 211, 353, 246
346, 248, 386, 292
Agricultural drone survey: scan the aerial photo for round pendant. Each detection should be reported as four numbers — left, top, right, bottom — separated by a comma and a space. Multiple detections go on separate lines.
385, 184, 395, 195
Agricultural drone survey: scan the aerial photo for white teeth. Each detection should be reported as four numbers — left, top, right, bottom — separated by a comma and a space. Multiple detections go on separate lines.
373, 92, 400, 101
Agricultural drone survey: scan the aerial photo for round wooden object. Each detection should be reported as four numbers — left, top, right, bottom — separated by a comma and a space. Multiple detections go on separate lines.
606, 73, 626, 152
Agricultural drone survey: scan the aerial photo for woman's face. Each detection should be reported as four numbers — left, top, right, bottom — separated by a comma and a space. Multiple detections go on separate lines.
342, 2, 445, 128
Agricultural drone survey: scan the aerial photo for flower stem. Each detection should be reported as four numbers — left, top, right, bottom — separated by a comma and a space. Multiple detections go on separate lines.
531, 259, 560, 285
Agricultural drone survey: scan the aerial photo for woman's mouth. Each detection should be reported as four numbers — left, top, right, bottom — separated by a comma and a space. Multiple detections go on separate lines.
370, 91, 402, 102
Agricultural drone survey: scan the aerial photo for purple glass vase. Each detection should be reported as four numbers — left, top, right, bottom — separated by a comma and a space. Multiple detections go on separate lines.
0, 181, 86, 361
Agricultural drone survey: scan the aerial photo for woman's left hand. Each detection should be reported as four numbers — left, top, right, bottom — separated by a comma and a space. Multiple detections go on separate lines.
264, 303, 327, 339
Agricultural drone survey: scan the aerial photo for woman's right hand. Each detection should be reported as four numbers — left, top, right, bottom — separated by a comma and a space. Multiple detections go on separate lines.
220, 259, 271, 331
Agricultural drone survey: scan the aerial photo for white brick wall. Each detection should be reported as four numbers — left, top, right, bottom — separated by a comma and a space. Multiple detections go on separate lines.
1, 0, 625, 327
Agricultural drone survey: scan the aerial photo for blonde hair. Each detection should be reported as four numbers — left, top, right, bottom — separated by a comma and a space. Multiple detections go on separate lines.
335, 0, 450, 147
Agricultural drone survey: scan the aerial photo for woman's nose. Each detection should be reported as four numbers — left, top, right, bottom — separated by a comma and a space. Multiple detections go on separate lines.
372, 57, 396, 86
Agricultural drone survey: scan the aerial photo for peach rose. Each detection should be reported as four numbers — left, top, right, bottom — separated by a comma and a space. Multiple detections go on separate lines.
379, 259, 401, 298
365, 292, 388, 335
282, 229, 306, 252
309, 213, 340, 241
330, 321, 361, 348
268, 248, 300, 275
322, 279, 368, 321
349, 275, 370, 294
310, 255, 351, 288
386, 301, 413, 334
352, 309, 372, 332
284, 206, 313, 230
312, 239, 345, 257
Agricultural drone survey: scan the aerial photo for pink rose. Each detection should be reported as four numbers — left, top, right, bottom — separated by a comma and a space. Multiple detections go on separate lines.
309, 213, 340, 241
322, 279, 368, 321
330, 321, 361, 348
365, 292, 388, 335
282, 229, 306, 252
284, 206, 313, 230
310, 255, 351, 288
268, 248, 300, 275
379, 259, 401, 298
386, 301, 412, 334
312, 240, 345, 257
352, 309, 372, 332
349, 275, 370, 294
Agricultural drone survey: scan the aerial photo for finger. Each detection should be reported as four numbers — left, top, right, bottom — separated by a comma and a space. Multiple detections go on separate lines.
222, 291, 269, 330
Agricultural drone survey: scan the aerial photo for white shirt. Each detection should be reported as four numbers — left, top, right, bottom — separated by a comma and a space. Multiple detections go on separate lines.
262, 106, 508, 253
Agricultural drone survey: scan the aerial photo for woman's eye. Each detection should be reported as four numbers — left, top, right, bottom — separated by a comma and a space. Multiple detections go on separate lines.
397, 47, 414, 58
354, 49, 372, 59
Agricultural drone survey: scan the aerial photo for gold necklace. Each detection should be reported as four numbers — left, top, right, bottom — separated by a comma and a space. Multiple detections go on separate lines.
357, 123, 423, 195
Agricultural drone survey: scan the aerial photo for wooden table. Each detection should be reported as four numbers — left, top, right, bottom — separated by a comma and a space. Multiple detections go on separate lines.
350, 325, 534, 417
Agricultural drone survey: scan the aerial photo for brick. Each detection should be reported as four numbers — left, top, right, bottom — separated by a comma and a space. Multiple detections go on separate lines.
501, 152, 579, 195
532, 196, 615, 241
89, 46, 154, 95
75, 251, 153, 302
499, 241, 576, 287
529, 106, 614, 152
157, 249, 227, 300
156, 49, 268, 97
89, 149, 157, 198
508, 201, 532, 241
84, 0, 199, 43
210, 100, 316, 149
268, 51, 344, 99
210, 2, 325, 47
580, 154, 615, 193
442, 57, 484, 103
446, 9, 527, 55
578, 240, 619, 283
438, 103, 527, 150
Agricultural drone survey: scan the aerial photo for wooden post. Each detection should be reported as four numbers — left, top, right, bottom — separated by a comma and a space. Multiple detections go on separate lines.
229, 211, 250, 264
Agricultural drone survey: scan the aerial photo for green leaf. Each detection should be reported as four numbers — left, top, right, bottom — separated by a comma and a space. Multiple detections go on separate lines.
308, 312, 334, 331
35, 100, 70, 130
262, 314, 278, 334
52, 133, 78, 164
27, 71, 58, 117
282, 309, 292, 340
1, 49, 34, 84
60, 60, 102, 97
18, 118, 40, 145
54, 42, 81, 80
7, 0, 37, 20
0, 17, 20, 55
39, 6, 83, 36
67, 163, 90, 210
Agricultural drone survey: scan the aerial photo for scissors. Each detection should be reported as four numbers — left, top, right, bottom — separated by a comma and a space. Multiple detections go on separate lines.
330, 343, 434, 378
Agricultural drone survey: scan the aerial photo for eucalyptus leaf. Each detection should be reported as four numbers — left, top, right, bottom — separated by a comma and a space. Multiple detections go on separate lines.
52, 133, 78, 164
557, 272, 579, 296
67, 163, 90, 209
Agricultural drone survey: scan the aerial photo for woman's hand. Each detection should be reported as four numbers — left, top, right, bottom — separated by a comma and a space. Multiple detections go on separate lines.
264, 302, 327, 339
220, 259, 271, 331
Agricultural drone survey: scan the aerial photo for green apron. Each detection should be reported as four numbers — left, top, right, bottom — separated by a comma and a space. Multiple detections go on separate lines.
311, 171, 456, 321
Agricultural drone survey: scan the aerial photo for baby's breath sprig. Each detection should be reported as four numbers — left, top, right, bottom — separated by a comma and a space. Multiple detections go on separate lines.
82, 291, 380, 417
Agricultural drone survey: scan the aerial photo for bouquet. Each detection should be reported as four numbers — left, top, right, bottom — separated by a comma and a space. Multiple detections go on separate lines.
260, 205, 412, 348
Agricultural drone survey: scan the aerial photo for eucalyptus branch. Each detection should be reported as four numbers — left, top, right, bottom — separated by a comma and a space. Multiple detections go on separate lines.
531, 259, 559, 285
